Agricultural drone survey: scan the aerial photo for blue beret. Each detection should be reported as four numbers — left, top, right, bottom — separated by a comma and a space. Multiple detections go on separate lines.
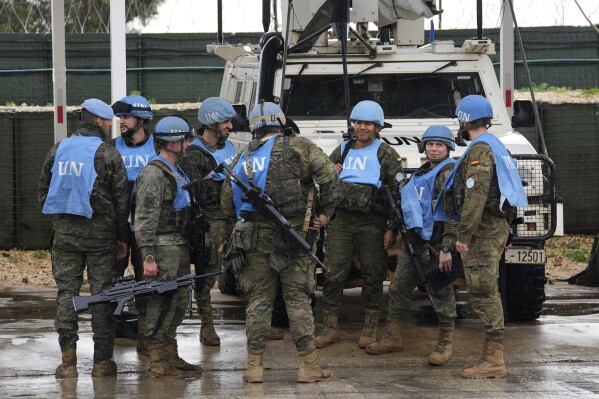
81, 98, 114, 120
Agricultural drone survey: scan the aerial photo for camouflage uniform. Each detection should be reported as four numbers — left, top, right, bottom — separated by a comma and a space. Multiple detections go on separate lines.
221, 135, 340, 352
389, 162, 458, 326
134, 162, 190, 346
39, 122, 130, 362
180, 138, 235, 318
109, 130, 158, 317
323, 142, 402, 311
450, 142, 510, 343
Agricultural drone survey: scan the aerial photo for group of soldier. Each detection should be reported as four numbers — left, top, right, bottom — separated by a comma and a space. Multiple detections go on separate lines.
39, 92, 527, 382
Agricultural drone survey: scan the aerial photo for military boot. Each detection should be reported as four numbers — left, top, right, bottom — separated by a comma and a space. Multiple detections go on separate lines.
461, 340, 507, 379
200, 308, 221, 346
148, 343, 187, 379
136, 316, 150, 356
168, 339, 202, 376
243, 349, 264, 383
428, 327, 454, 366
314, 309, 340, 348
297, 348, 334, 383
266, 326, 285, 340
358, 309, 380, 348
365, 319, 403, 355
91, 359, 117, 377
55, 348, 78, 379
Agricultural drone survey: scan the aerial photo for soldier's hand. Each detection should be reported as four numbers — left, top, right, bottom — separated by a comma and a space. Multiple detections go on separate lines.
383, 230, 396, 250
116, 241, 128, 260
144, 260, 158, 277
421, 243, 437, 264
335, 163, 343, 174
439, 251, 453, 273
456, 240, 469, 253
310, 214, 328, 230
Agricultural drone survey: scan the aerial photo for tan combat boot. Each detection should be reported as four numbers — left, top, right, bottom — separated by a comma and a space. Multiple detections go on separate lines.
55, 348, 78, 379
297, 348, 334, 383
168, 339, 202, 376
243, 349, 264, 383
200, 308, 221, 346
461, 340, 507, 379
266, 326, 285, 340
366, 319, 403, 355
136, 316, 150, 356
91, 359, 117, 377
358, 309, 380, 348
428, 327, 454, 366
314, 309, 340, 348
148, 343, 187, 378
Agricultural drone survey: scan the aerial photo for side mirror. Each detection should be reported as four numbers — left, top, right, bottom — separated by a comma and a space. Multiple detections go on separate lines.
512, 100, 535, 128
231, 104, 250, 132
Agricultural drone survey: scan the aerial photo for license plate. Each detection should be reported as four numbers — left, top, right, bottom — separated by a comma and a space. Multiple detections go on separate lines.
505, 248, 546, 264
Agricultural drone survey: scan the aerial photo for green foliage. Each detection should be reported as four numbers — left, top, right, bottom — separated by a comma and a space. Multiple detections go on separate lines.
0, 0, 166, 34
4, 101, 15, 106
33, 250, 47, 260
581, 88, 599, 96
519, 82, 572, 93
129, 90, 141, 96
565, 250, 589, 263
566, 240, 580, 249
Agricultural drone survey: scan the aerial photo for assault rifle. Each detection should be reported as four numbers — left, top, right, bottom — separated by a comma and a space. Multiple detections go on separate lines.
214, 161, 329, 273
383, 185, 438, 309
182, 180, 211, 295
72, 270, 222, 316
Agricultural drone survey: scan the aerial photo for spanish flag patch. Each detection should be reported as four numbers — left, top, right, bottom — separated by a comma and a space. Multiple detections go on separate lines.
470, 160, 480, 166
396, 157, 402, 163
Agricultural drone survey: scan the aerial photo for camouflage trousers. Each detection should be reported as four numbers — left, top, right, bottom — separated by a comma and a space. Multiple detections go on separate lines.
462, 232, 509, 343
237, 223, 316, 352
116, 230, 147, 316
323, 209, 388, 310
194, 219, 231, 314
388, 245, 457, 328
51, 232, 119, 361
144, 244, 190, 346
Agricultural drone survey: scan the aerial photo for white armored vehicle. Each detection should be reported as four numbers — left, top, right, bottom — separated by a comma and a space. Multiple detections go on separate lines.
210, 0, 560, 321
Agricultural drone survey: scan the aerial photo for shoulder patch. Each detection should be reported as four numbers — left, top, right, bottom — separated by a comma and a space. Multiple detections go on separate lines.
466, 177, 475, 189
470, 160, 480, 166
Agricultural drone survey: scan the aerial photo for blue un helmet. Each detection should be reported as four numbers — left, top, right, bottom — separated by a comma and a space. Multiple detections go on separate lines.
248, 101, 286, 133
455, 95, 493, 141
112, 95, 153, 120
197, 97, 236, 125
418, 126, 456, 153
350, 100, 385, 127
153, 116, 195, 142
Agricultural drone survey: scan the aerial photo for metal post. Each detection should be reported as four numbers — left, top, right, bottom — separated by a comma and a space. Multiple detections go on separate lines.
110, 0, 127, 139
501, 0, 515, 117
51, 0, 67, 143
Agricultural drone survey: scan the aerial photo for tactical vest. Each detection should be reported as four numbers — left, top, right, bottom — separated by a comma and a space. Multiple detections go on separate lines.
147, 161, 189, 237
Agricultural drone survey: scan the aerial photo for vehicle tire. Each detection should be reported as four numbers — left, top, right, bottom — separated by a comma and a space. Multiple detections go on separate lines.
217, 268, 239, 296
504, 263, 546, 321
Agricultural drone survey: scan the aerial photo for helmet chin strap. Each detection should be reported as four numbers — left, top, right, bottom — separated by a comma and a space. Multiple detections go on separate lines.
162, 141, 185, 159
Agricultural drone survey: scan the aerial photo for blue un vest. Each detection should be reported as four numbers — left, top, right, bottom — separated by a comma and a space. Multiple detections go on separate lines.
401, 158, 455, 240
115, 135, 155, 182
339, 139, 383, 187
42, 135, 103, 219
434, 133, 528, 222
190, 138, 237, 181
232, 134, 279, 219
151, 155, 191, 210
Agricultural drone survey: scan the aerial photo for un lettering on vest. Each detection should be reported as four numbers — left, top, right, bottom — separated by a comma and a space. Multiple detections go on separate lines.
122, 154, 150, 169
501, 155, 517, 170
224, 155, 236, 165
243, 157, 266, 174
415, 185, 425, 201
342, 156, 368, 170
58, 161, 84, 177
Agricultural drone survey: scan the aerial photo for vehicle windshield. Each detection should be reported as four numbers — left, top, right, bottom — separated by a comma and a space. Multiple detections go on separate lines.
283, 72, 484, 119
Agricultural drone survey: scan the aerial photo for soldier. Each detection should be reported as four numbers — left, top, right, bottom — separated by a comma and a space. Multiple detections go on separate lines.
366, 126, 458, 366
110, 94, 158, 355
134, 116, 202, 378
180, 97, 237, 346
315, 100, 402, 349
434, 95, 527, 378
221, 102, 340, 383
39, 98, 130, 379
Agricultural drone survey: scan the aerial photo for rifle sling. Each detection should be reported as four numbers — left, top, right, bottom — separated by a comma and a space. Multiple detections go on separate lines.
302, 185, 316, 234
148, 160, 188, 186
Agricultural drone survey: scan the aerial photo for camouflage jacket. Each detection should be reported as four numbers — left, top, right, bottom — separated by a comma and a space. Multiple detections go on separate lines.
329, 140, 403, 229
38, 122, 130, 242
452, 142, 510, 245
221, 135, 341, 227
134, 160, 188, 259
180, 137, 234, 222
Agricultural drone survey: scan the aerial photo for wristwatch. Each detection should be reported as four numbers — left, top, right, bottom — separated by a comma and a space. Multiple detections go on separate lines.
441, 246, 451, 253
144, 254, 155, 263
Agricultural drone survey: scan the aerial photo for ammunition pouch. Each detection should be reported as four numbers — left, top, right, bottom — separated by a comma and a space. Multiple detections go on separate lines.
231, 220, 258, 251
338, 182, 379, 212
441, 187, 463, 217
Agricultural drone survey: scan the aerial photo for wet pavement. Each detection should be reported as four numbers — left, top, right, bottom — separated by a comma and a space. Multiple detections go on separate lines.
1, 282, 598, 398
